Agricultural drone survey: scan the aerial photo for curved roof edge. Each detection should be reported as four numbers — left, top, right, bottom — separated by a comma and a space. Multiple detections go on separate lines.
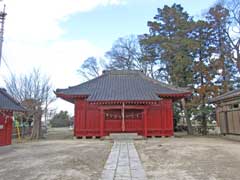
0, 88, 26, 112
56, 70, 191, 101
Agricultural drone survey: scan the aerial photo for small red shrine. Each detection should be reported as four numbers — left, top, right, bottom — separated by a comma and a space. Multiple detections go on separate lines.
56, 70, 190, 137
0, 88, 25, 146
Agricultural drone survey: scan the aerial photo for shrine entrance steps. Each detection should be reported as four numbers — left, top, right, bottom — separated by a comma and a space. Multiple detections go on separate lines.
104, 133, 144, 140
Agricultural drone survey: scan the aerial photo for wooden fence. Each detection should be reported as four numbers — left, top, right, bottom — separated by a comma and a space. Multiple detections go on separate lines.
219, 109, 240, 135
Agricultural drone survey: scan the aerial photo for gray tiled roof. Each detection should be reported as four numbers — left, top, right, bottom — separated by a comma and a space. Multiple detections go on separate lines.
0, 88, 25, 111
56, 70, 190, 101
210, 89, 240, 103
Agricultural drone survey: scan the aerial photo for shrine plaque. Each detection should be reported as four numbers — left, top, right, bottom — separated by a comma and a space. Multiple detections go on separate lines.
0, 125, 3, 129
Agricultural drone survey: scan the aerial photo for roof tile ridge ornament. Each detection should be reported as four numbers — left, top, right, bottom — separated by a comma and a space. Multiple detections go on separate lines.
138, 73, 191, 93
102, 69, 143, 75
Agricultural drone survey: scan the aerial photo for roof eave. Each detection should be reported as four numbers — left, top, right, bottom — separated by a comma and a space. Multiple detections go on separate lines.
209, 96, 240, 104
0, 89, 26, 112
159, 92, 191, 99
55, 92, 89, 103
88, 100, 161, 105
0, 107, 26, 113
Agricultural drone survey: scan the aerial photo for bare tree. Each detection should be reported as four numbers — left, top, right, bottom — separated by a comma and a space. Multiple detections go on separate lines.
218, 0, 240, 71
77, 57, 101, 80
226, 0, 240, 71
106, 35, 164, 80
105, 35, 142, 70
4, 68, 55, 139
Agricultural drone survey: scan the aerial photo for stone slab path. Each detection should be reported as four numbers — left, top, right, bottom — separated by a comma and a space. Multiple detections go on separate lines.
100, 140, 147, 180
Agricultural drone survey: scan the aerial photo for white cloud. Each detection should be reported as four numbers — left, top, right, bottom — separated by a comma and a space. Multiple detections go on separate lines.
2, 39, 104, 85
0, 0, 126, 114
4, 0, 126, 42
0, 38, 105, 115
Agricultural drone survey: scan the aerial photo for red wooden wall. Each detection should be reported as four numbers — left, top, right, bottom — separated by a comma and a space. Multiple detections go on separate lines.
74, 100, 100, 136
0, 112, 13, 146
74, 99, 173, 137
146, 99, 174, 136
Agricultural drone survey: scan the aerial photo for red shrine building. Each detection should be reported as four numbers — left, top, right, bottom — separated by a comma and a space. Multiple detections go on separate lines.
0, 88, 25, 146
56, 70, 190, 138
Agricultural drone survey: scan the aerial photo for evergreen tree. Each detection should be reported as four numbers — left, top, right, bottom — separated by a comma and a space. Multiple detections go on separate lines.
206, 4, 235, 93
190, 20, 218, 134
50, 111, 71, 128
142, 4, 195, 87
141, 4, 195, 134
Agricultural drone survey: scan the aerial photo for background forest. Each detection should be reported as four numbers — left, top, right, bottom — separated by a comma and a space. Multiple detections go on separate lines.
78, 0, 240, 134
5, 0, 240, 137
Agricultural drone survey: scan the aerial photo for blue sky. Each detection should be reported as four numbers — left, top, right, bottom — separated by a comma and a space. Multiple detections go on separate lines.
61, 0, 217, 51
1, 0, 217, 114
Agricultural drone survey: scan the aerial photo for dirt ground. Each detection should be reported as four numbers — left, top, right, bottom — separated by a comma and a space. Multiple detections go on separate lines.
46, 127, 74, 140
0, 140, 112, 180
1, 135, 240, 180
135, 137, 240, 180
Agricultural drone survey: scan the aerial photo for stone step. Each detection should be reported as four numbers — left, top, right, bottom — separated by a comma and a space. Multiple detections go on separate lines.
105, 133, 144, 140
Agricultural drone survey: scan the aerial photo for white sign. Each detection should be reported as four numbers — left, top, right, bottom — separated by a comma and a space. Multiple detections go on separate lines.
0, 125, 3, 129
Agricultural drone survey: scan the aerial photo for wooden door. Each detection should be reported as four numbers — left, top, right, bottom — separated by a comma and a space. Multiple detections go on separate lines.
104, 109, 122, 134
104, 109, 144, 134
125, 109, 143, 133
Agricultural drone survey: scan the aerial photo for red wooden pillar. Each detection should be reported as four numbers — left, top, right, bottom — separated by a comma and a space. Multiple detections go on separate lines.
82, 101, 86, 129
121, 103, 125, 132
6, 116, 13, 145
100, 109, 104, 137
169, 100, 174, 135
144, 107, 147, 137
0, 113, 5, 146
74, 101, 78, 136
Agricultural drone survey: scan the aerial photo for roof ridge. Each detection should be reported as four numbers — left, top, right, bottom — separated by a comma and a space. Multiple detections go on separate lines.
103, 70, 143, 75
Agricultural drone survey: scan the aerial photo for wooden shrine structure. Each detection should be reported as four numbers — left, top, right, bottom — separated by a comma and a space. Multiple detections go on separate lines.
0, 88, 25, 146
210, 89, 240, 135
56, 70, 190, 138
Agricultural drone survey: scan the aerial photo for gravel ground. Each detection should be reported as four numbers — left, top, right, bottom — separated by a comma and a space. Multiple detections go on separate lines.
0, 140, 112, 180
135, 137, 240, 180
1, 136, 240, 180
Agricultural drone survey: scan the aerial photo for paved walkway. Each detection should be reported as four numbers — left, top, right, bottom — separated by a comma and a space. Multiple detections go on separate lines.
100, 140, 147, 180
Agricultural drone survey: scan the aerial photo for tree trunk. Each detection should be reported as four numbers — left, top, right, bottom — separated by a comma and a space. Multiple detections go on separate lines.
201, 94, 207, 135
202, 112, 207, 135
181, 98, 193, 135
237, 51, 240, 73
21, 118, 25, 138
31, 107, 42, 139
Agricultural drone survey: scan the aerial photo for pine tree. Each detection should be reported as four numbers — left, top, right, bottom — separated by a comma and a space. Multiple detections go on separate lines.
142, 4, 195, 87
141, 4, 196, 134
206, 4, 234, 93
